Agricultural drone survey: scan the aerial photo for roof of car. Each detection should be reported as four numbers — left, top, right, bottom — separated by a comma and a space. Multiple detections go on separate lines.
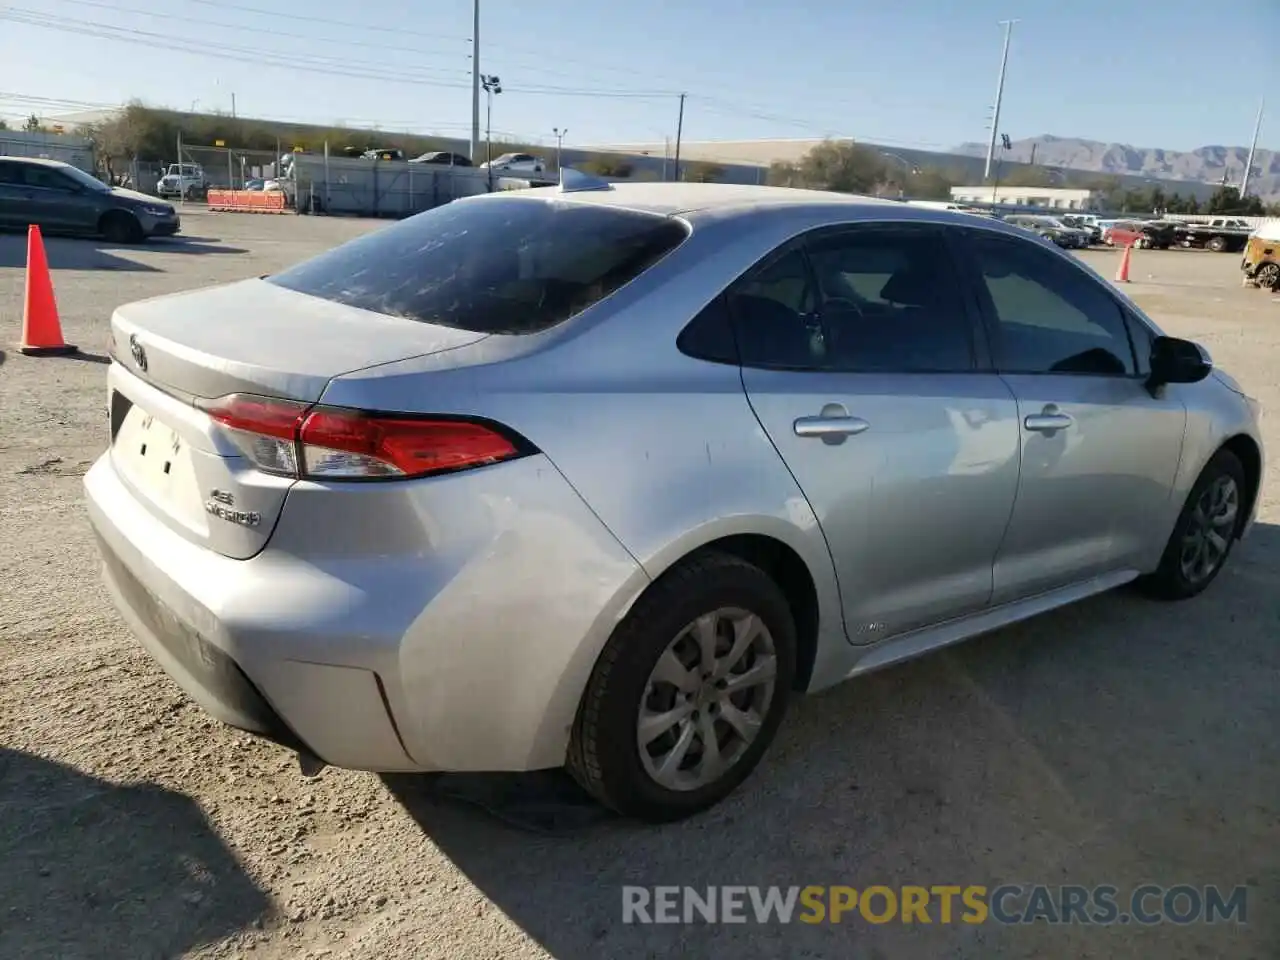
1, 156, 71, 169
485, 180, 909, 217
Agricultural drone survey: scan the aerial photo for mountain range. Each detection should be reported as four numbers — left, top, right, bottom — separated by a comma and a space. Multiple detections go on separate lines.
952, 135, 1279, 204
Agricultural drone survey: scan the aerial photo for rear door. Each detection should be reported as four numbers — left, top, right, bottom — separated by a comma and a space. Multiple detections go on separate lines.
735, 223, 1021, 643
957, 228, 1187, 603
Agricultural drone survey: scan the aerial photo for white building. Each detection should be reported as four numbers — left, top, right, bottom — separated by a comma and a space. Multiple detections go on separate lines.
950, 185, 1101, 210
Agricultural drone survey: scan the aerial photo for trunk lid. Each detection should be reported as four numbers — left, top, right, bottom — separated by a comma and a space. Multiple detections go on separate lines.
107, 279, 489, 559
110, 278, 488, 403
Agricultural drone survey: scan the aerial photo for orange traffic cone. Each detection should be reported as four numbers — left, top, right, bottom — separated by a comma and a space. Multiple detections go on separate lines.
18, 224, 77, 357
1114, 242, 1132, 284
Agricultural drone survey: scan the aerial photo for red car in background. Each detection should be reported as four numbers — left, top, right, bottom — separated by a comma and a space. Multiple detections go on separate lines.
1102, 220, 1147, 247
1102, 219, 1179, 250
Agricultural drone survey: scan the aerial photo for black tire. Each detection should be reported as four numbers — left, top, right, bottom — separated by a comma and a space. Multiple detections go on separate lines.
1137, 449, 1247, 601
1207, 235, 1227, 253
567, 551, 797, 823
100, 211, 143, 244
1254, 262, 1280, 290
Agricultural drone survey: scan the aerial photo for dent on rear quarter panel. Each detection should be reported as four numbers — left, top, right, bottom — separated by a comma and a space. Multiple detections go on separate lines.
315, 210, 854, 680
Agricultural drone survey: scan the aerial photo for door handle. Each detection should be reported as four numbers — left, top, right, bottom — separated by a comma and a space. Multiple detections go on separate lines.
793, 415, 871, 439
1024, 413, 1073, 433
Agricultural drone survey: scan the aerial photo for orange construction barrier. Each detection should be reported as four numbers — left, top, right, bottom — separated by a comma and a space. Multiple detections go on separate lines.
1115, 242, 1133, 283
18, 224, 77, 357
206, 189, 289, 213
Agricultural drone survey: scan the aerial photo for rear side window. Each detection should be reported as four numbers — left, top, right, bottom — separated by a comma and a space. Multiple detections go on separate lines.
268, 197, 688, 334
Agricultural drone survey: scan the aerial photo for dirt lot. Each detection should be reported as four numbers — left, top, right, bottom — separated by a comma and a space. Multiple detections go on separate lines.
1, 211, 1277, 960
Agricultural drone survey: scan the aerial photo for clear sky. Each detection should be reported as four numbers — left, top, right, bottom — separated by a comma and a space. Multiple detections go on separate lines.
1, 0, 1277, 154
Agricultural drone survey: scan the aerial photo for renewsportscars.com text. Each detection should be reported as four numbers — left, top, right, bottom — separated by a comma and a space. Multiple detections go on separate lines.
621, 884, 1248, 926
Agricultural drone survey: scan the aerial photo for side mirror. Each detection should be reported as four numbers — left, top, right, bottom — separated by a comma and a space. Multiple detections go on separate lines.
1148, 336, 1212, 391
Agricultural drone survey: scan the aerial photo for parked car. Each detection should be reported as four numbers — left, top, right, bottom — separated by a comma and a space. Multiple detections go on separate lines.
85, 182, 1264, 823
0, 156, 180, 242
1178, 218, 1252, 253
1059, 214, 1101, 245
1135, 220, 1180, 249
1003, 214, 1088, 248
244, 179, 265, 192
1241, 219, 1280, 290
479, 152, 546, 175
410, 151, 473, 167
361, 148, 406, 162
1102, 220, 1149, 247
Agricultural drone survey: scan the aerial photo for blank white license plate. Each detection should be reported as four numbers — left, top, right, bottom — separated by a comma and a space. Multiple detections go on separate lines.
114, 403, 199, 506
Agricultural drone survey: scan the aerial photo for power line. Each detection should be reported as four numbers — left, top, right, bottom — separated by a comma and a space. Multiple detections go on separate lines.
44, 0, 641, 91
38, 0, 948, 134
11, 7, 961, 148
1, 9, 676, 99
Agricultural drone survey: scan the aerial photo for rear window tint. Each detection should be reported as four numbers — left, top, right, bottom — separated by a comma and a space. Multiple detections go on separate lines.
268, 197, 688, 335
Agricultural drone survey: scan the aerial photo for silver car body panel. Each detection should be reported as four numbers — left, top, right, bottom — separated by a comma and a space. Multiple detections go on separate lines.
85, 183, 1265, 771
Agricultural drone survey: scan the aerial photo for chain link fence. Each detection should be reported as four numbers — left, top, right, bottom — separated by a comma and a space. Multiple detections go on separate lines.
1, 131, 94, 172
289, 150, 486, 217
178, 142, 282, 191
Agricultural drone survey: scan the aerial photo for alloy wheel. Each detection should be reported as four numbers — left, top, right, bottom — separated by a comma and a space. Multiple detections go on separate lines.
636, 607, 777, 792
1179, 475, 1239, 584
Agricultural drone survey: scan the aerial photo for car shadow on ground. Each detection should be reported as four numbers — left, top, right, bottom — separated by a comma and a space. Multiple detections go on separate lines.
0, 232, 248, 271
0, 748, 270, 959
388, 522, 1280, 959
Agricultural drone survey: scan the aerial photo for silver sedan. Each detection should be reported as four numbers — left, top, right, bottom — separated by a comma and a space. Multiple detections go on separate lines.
84, 180, 1264, 823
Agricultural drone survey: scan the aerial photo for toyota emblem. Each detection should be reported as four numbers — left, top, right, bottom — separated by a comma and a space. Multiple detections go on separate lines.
129, 333, 147, 372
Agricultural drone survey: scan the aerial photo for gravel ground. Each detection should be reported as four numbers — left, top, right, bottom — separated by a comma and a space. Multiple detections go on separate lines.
2, 212, 1278, 960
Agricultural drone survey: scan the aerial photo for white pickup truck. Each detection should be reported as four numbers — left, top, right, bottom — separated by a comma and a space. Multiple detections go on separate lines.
156, 163, 209, 200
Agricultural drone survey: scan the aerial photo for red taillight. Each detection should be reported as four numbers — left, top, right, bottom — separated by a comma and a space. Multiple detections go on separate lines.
201, 394, 307, 439
299, 410, 519, 479
197, 393, 528, 481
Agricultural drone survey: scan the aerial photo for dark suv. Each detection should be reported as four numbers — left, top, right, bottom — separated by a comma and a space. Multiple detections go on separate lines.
0, 157, 180, 243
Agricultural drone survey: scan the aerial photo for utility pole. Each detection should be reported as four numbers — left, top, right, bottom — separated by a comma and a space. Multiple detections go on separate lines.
1240, 97, 1265, 198
984, 19, 1017, 181
231, 92, 236, 119
553, 127, 567, 172
482, 74, 501, 189
991, 133, 1010, 205
673, 93, 686, 182
470, 0, 481, 163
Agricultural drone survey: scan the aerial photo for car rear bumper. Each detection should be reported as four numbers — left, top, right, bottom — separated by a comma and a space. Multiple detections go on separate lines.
84, 447, 647, 774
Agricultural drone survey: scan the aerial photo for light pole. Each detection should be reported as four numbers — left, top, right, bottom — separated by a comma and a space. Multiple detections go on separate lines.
470, 0, 481, 163
984, 19, 1017, 182
991, 132, 1011, 205
482, 74, 501, 188
1240, 97, 1265, 198
553, 127, 567, 173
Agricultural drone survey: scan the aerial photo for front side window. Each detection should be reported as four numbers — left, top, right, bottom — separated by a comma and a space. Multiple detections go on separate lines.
969, 232, 1136, 376
268, 196, 688, 335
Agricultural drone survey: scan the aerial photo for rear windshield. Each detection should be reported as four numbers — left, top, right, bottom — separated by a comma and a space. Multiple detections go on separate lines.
268, 196, 688, 334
